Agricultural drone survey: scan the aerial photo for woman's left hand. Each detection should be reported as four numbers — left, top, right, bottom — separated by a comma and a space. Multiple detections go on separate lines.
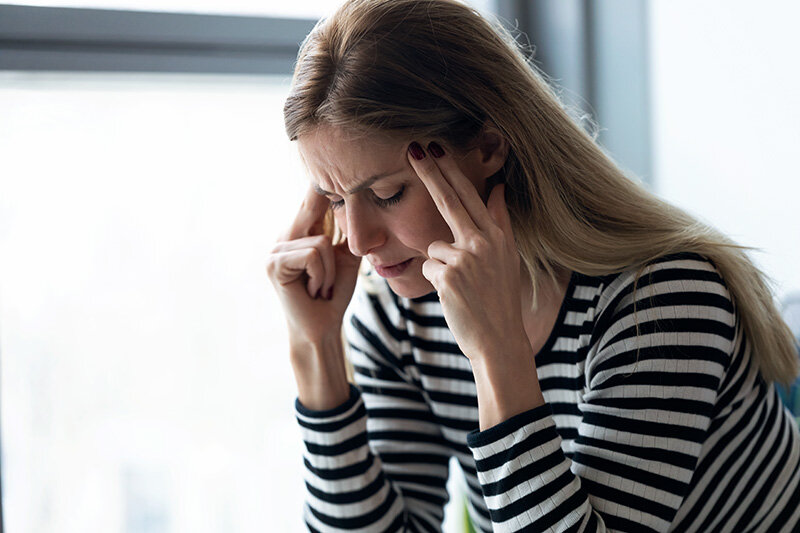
407, 141, 531, 364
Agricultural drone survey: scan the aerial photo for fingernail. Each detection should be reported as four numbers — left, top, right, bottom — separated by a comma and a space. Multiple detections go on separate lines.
428, 142, 445, 158
314, 289, 321, 299
408, 142, 425, 160
327, 287, 334, 300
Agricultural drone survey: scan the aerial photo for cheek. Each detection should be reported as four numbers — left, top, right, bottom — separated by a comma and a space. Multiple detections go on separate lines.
417, 191, 452, 233
392, 194, 451, 248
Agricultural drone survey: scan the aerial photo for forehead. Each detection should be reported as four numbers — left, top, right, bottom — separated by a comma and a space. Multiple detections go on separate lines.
297, 125, 409, 193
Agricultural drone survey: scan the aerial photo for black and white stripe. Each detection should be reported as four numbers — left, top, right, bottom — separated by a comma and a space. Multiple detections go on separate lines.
295, 253, 800, 532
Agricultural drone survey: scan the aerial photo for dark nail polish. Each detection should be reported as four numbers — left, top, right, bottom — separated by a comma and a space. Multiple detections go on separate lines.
315, 289, 321, 299
408, 142, 425, 160
428, 142, 445, 158
327, 287, 334, 300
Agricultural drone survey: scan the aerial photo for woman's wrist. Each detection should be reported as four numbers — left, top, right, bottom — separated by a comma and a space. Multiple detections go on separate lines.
291, 332, 351, 411
470, 341, 545, 430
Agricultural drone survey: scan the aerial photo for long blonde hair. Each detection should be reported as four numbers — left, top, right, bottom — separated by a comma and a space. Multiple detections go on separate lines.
283, 0, 799, 386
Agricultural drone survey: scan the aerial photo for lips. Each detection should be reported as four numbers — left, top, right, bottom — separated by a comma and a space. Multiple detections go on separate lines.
373, 257, 414, 278
373, 259, 410, 268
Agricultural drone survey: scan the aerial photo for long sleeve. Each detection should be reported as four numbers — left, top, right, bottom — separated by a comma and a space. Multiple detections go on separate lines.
465, 256, 737, 531
295, 279, 453, 532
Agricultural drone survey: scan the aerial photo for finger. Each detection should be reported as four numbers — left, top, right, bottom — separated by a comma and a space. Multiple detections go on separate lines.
421, 257, 446, 292
269, 248, 326, 299
426, 239, 460, 264
425, 142, 495, 232
284, 185, 331, 241
407, 142, 476, 242
272, 235, 336, 297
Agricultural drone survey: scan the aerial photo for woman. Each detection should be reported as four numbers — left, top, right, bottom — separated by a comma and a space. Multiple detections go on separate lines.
266, 0, 800, 531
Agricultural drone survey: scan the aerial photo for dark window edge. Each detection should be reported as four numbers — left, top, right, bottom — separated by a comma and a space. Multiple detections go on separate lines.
0, 4, 317, 74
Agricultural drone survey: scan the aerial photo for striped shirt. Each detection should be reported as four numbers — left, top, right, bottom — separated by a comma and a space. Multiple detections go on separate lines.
294, 252, 800, 532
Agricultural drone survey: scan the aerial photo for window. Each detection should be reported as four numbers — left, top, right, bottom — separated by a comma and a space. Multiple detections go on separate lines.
0, 71, 319, 532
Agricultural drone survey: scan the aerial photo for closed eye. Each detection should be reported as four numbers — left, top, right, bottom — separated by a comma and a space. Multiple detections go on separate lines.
329, 185, 405, 210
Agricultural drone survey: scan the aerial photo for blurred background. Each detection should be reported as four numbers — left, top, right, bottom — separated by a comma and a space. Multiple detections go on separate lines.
1, 0, 798, 531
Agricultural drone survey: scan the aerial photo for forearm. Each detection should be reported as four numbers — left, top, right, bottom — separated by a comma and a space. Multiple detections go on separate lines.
291, 332, 351, 411
293, 333, 451, 532
470, 343, 545, 431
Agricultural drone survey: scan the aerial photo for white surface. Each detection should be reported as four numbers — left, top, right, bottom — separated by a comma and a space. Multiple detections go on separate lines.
649, 0, 800, 301
0, 71, 307, 533
0, 70, 470, 532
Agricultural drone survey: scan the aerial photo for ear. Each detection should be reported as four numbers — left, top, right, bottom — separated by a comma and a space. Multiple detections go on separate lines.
475, 122, 510, 177
466, 122, 509, 204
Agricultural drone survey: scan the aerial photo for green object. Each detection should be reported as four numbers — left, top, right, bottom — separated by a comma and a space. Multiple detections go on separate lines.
462, 494, 477, 533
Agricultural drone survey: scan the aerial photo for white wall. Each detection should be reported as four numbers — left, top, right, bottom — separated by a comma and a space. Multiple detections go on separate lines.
650, 0, 800, 302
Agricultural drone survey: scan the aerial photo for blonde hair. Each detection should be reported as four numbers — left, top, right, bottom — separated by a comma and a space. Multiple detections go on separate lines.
284, 0, 799, 386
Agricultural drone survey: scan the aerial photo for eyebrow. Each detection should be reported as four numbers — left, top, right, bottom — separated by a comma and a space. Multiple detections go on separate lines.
313, 170, 404, 196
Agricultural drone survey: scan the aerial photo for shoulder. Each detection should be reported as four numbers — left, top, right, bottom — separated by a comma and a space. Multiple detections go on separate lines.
596, 252, 735, 321
589, 252, 737, 354
584, 252, 737, 389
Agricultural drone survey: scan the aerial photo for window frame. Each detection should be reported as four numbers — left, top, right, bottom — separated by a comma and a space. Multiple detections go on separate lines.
0, 4, 317, 73
496, 0, 652, 184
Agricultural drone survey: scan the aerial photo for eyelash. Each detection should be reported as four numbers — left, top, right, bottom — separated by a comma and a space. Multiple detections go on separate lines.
329, 185, 405, 211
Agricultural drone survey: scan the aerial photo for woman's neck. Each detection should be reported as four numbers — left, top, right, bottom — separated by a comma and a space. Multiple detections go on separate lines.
520, 265, 571, 313
519, 265, 572, 355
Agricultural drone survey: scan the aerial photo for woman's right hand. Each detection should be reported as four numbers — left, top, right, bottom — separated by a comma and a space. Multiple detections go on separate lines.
266, 185, 362, 347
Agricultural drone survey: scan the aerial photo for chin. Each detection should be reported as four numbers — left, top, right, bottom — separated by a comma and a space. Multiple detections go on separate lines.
386, 275, 437, 300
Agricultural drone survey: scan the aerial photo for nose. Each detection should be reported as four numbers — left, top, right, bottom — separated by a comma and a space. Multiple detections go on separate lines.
344, 202, 386, 257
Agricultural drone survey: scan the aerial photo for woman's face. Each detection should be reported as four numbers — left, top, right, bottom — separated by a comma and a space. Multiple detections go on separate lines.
297, 125, 489, 299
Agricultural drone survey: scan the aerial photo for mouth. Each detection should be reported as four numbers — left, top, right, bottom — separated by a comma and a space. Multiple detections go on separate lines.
373, 258, 414, 278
